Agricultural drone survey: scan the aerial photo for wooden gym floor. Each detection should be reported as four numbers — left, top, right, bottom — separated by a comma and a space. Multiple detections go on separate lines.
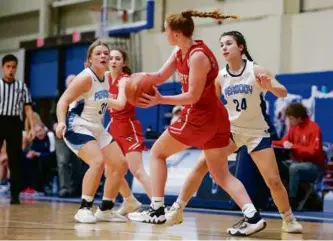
0, 199, 333, 240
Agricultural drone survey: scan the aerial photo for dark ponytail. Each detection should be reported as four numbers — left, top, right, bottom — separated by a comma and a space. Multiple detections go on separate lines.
220, 31, 253, 61
244, 49, 253, 61
122, 66, 132, 75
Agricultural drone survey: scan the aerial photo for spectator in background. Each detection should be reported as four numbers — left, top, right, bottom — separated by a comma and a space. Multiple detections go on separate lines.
275, 108, 287, 139
272, 103, 326, 208
22, 130, 31, 151
0, 54, 35, 204
0, 142, 9, 194
53, 74, 80, 197
25, 112, 43, 137
23, 123, 56, 195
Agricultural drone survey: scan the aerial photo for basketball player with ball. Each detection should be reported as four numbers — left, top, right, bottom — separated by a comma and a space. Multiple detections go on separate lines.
125, 9, 266, 236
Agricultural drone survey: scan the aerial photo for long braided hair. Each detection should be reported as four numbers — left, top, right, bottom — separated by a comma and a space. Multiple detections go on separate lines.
166, 9, 239, 38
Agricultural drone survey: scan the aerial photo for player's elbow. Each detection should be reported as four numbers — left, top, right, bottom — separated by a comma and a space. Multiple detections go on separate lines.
114, 104, 126, 110
118, 100, 127, 110
57, 97, 69, 110
280, 88, 288, 98
274, 86, 287, 98
110, 102, 125, 111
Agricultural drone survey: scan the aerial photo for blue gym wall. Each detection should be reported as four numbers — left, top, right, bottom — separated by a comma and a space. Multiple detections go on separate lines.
29, 48, 59, 98
64, 44, 89, 82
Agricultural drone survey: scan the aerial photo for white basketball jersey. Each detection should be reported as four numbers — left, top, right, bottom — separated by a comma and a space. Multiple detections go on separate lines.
219, 60, 270, 137
68, 68, 109, 124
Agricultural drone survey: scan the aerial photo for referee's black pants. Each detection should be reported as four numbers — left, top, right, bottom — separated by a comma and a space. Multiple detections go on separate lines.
0, 116, 22, 199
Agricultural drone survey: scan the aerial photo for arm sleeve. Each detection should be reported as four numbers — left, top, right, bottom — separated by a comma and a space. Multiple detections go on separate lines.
292, 127, 322, 158
272, 133, 290, 146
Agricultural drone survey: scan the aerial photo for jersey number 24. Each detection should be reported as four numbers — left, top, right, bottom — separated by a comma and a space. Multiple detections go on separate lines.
233, 98, 247, 112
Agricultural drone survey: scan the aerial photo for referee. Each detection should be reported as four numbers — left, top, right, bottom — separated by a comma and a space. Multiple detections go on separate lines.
0, 54, 35, 204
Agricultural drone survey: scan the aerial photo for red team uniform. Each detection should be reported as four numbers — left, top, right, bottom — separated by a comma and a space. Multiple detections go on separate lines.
108, 73, 146, 154
168, 40, 230, 149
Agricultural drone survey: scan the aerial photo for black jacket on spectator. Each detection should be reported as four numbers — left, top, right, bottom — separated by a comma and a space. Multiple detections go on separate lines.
30, 131, 55, 158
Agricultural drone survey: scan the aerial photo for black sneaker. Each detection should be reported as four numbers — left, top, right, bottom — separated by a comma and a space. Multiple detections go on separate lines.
227, 211, 266, 236
128, 206, 166, 224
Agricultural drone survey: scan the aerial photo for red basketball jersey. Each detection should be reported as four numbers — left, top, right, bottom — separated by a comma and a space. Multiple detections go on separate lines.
175, 40, 228, 127
168, 40, 230, 149
108, 72, 136, 120
108, 72, 146, 154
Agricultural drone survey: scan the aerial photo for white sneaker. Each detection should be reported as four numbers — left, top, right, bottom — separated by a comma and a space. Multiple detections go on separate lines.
165, 202, 184, 225
74, 208, 97, 223
94, 207, 128, 222
117, 198, 142, 216
227, 212, 266, 236
128, 206, 166, 224
282, 219, 303, 233
128, 209, 149, 222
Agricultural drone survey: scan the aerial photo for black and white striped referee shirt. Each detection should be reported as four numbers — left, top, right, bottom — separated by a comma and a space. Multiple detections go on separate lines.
0, 78, 32, 117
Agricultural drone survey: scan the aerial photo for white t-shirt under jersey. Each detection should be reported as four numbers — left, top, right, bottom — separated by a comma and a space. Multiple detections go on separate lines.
218, 60, 270, 137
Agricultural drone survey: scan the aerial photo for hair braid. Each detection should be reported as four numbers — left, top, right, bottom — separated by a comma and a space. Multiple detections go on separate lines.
182, 9, 239, 20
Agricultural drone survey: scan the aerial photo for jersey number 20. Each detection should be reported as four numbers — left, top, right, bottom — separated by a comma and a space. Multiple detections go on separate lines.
233, 98, 247, 112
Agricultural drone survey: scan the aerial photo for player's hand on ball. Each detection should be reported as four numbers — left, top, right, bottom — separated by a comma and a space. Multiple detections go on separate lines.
138, 86, 161, 108
56, 122, 66, 139
256, 73, 272, 90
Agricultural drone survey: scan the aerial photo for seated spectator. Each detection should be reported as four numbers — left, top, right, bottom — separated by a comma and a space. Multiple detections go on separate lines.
272, 103, 326, 208
23, 123, 56, 195
25, 111, 43, 140
0, 142, 10, 194
275, 108, 287, 139
22, 131, 31, 151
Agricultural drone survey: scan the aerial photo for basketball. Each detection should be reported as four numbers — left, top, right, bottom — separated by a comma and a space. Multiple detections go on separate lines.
125, 73, 155, 106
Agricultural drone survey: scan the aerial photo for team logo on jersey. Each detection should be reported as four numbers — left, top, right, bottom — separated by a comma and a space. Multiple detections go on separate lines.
224, 84, 253, 97
94, 89, 108, 100
126, 137, 133, 142
177, 72, 188, 85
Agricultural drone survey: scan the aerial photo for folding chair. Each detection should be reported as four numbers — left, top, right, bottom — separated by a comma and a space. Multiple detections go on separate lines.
297, 142, 333, 210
